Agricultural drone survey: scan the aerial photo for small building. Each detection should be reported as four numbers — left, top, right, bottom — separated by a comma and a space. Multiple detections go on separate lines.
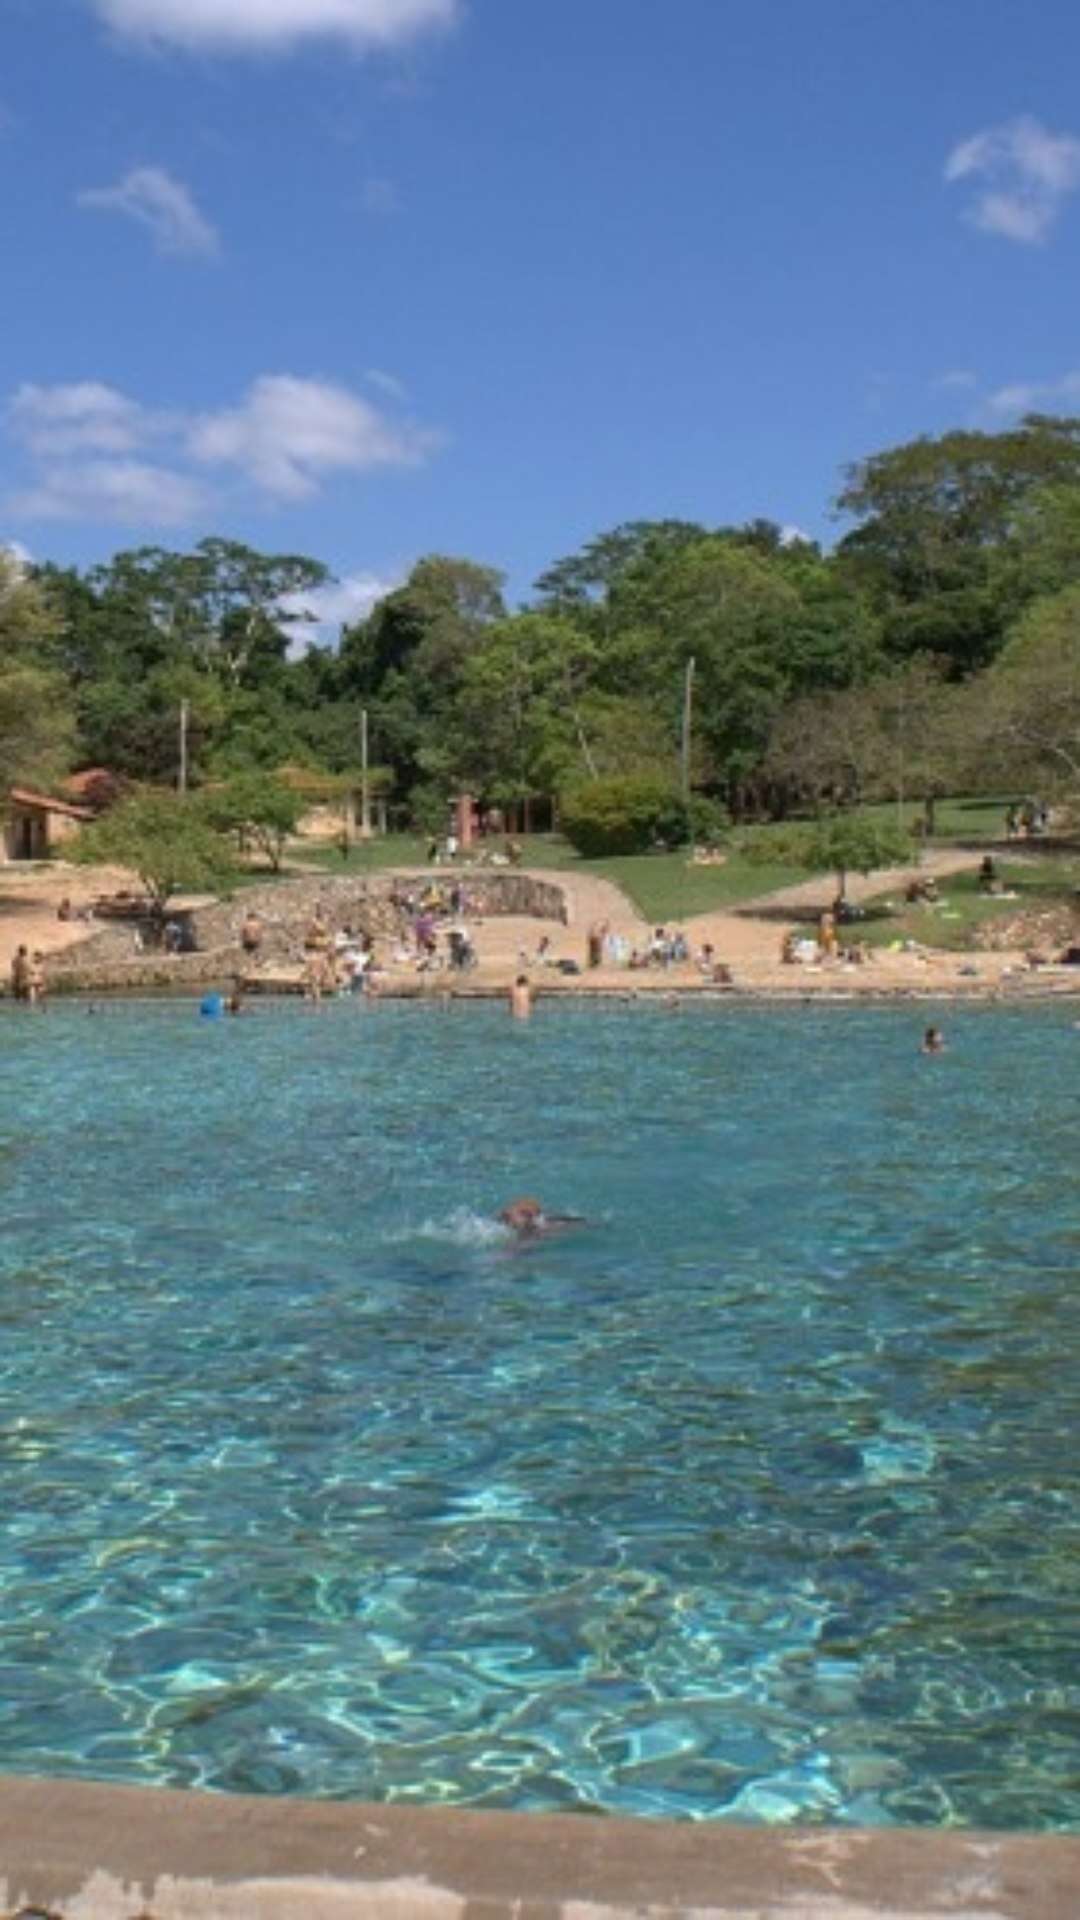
3, 788, 94, 861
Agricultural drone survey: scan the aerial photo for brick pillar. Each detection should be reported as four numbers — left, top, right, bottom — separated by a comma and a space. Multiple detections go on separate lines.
455, 792, 475, 851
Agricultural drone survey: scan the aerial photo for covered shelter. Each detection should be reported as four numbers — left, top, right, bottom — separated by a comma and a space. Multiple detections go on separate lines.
3, 788, 94, 862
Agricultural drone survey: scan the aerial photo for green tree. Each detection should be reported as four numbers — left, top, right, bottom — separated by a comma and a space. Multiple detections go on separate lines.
72, 790, 233, 912
836, 416, 1080, 672
742, 813, 914, 900
198, 772, 303, 872
560, 774, 695, 857
336, 556, 506, 800
0, 551, 73, 793
981, 586, 1080, 798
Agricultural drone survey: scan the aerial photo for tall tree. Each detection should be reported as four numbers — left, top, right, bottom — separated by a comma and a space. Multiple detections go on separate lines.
0, 551, 73, 793
836, 415, 1080, 672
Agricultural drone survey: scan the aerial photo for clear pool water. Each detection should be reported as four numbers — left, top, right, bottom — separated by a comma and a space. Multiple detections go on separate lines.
1, 998, 1078, 1829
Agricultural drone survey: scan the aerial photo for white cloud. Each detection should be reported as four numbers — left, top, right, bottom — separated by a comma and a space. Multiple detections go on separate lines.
92, 0, 459, 54
987, 370, 1080, 416
77, 166, 219, 258
13, 460, 208, 526
9, 381, 150, 456
188, 374, 436, 498
7, 372, 439, 526
779, 525, 812, 548
945, 115, 1080, 244
281, 570, 397, 650
934, 369, 978, 391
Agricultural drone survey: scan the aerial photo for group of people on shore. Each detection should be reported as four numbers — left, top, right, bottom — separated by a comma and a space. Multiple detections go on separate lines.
1005, 801, 1051, 839
424, 831, 524, 868
781, 910, 872, 969
584, 920, 732, 980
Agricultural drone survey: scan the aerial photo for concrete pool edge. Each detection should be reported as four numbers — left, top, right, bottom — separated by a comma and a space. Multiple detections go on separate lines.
0, 1779, 1075, 1919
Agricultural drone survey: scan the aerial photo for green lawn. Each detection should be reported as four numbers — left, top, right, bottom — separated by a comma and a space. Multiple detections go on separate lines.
855, 860, 1080, 951
286, 804, 1068, 929
580, 852, 811, 923
854, 794, 1017, 844
293, 832, 810, 922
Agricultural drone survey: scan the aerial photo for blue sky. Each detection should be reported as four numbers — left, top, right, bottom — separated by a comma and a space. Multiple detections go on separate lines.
5, 0, 1080, 625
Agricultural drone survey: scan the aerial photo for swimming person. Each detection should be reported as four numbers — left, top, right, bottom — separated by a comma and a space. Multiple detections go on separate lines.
510, 975, 533, 1019
497, 1197, 585, 1240
921, 1025, 946, 1055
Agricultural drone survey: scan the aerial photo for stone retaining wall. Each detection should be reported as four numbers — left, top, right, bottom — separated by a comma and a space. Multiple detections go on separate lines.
36, 870, 569, 995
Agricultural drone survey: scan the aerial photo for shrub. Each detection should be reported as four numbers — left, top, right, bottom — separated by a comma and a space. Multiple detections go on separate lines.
560, 776, 726, 857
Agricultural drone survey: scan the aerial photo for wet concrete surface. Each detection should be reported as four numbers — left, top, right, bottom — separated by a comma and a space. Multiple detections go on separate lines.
0, 1777, 1076, 1917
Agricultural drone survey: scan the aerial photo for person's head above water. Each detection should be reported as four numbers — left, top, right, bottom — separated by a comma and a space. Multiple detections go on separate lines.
499, 1196, 545, 1233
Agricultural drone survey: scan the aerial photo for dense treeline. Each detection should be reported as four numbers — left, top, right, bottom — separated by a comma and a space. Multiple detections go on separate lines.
6, 414, 1080, 840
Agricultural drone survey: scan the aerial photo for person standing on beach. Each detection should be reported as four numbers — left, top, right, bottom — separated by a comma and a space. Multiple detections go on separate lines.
302, 908, 333, 1004
240, 910, 263, 962
10, 945, 30, 1003
25, 952, 46, 1008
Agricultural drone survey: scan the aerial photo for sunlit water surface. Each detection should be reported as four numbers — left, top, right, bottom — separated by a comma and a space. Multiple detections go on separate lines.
1, 999, 1078, 1829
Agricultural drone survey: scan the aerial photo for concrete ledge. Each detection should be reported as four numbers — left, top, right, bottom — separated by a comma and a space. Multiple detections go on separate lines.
0, 1778, 1075, 1918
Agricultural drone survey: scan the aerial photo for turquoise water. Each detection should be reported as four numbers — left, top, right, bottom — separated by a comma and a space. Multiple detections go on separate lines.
1, 999, 1078, 1829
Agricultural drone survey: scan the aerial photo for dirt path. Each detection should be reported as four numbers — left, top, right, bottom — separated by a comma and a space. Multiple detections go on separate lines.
0, 865, 134, 973
476, 847, 1039, 997
680, 846, 991, 970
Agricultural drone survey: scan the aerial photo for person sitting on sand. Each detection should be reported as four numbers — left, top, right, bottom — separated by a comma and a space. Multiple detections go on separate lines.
921, 1026, 946, 1055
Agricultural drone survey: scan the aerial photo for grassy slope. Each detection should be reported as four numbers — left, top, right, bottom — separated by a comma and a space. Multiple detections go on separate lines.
856, 860, 1080, 951
289, 799, 1077, 935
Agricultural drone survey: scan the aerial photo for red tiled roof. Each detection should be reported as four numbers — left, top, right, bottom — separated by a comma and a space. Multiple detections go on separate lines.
8, 787, 95, 820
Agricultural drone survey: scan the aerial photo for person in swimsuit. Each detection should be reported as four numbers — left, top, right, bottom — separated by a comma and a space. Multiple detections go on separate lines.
303, 909, 334, 1002
10, 945, 30, 1003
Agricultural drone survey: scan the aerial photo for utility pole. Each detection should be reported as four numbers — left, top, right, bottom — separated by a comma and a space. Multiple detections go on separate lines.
359, 706, 373, 840
178, 698, 189, 795
680, 657, 696, 806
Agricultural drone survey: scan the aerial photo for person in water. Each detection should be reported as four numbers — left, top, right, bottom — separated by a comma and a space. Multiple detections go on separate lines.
498, 1196, 584, 1239
510, 975, 533, 1019
921, 1025, 946, 1054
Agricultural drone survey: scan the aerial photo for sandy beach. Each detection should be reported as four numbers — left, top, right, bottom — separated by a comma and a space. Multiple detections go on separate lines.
3, 847, 1076, 1002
